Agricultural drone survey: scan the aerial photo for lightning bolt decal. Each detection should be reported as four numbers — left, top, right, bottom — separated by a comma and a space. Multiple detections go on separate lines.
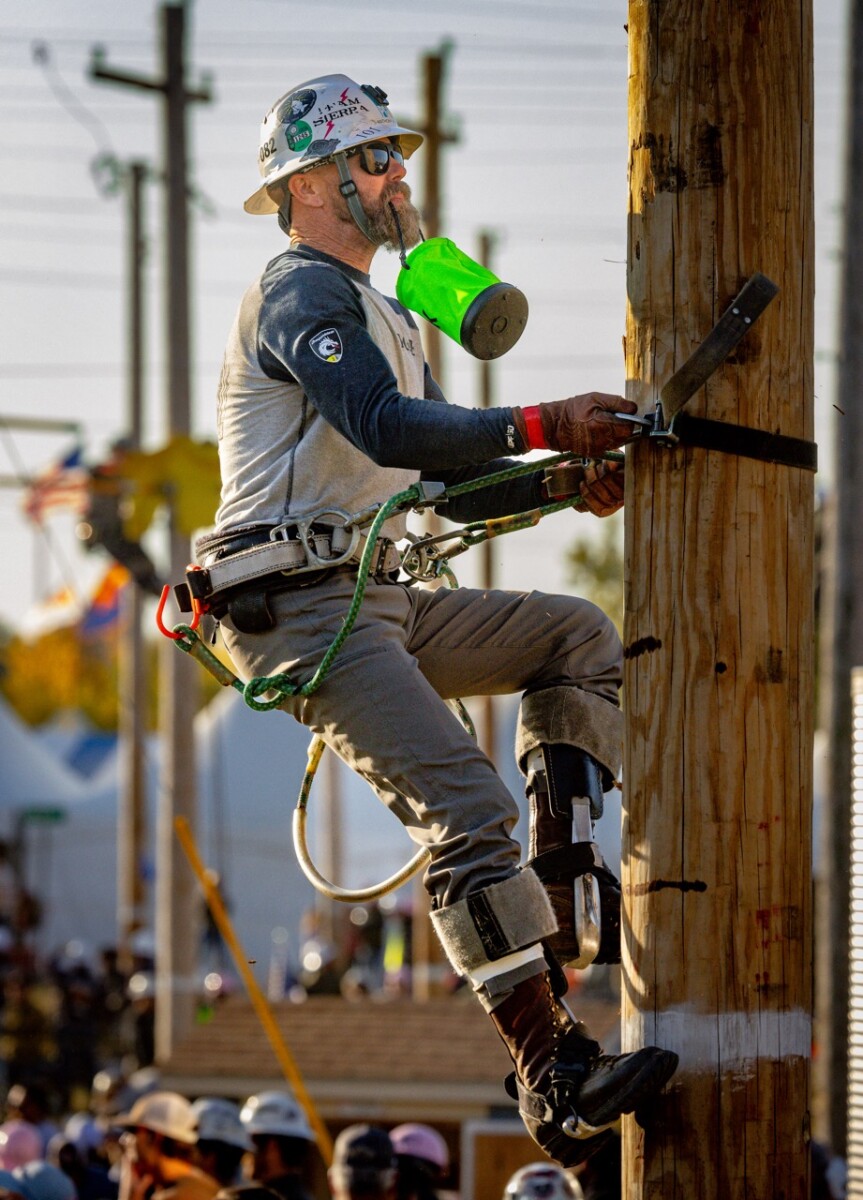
325, 120, 334, 138
340, 88, 349, 104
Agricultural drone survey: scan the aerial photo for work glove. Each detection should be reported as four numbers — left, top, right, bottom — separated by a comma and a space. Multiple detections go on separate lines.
543, 460, 625, 518
513, 394, 638, 457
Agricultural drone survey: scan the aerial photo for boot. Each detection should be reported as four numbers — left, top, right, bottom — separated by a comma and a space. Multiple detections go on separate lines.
490, 967, 678, 1168
525, 744, 621, 969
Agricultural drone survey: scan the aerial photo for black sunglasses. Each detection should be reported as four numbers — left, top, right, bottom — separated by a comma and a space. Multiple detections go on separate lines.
347, 139, 405, 176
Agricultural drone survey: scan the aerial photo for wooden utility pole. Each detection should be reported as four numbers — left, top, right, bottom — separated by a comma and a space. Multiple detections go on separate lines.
622, 3, 814, 1197
816, 0, 863, 1158
91, 2, 212, 1059
117, 161, 149, 965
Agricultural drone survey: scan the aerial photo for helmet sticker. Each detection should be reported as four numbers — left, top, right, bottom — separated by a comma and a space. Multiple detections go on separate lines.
301, 137, 340, 161
286, 121, 312, 152
276, 89, 317, 124
312, 92, 367, 133
309, 329, 344, 363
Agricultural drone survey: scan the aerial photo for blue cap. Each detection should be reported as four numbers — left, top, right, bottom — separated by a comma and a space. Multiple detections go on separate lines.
13, 1162, 77, 1200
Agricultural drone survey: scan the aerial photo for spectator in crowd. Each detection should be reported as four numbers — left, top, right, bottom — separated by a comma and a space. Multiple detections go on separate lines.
2, 1161, 78, 1200
47, 1113, 117, 1200
328, 1127, 396, 1200
48, 1135, 117, 1200
4, 1085, 58, 1155
238, 1093, 315, 1200
388, 1125, 448, 1200
190, 1101, 252, 1189
114, 1092, 218, 1200
123, 976, 155, 1070
503, 1162, 583, 1200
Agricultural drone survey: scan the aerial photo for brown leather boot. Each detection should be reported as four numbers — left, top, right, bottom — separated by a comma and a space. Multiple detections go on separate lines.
525, 744, 621, 968
490, 969, 678, 1168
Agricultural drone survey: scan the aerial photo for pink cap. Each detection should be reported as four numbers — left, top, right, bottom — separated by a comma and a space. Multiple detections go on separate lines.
0, 1121, 43, 1169
389, 1124, 449, 1172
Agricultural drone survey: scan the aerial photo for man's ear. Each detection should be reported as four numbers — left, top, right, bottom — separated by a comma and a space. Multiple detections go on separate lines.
288, 170, 326, 210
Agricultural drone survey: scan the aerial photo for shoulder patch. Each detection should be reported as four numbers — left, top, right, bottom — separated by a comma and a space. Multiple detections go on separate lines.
309, 328, 344, 363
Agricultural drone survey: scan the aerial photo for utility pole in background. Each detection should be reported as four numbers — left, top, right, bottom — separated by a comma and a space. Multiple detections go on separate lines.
816, 0, 863, 1158
116, 161, 150, 967
418, 46, 457, 391
409, 45, 458, 1000
622, 2, 814, 1196
91, 1, 212, 1060
477, 229, 497, 766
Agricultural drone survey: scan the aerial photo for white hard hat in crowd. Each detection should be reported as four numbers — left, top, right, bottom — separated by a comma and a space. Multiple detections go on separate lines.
239, 1091, 314, 1142
191, 1098, 253, 1151
504, 1162, 584, 1200
244, 73, 423, 215
113, 1091, 197, 1144
389, 1124, 449, 1173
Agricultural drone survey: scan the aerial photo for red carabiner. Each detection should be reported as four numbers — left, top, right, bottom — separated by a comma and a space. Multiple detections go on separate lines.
156, 584, 201, 640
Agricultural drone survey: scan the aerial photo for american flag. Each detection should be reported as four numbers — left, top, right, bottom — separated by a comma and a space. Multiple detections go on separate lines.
21, 445, 89, 524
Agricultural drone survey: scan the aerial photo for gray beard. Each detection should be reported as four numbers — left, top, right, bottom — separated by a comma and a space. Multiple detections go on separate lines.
338, 182, 423, 251
365, 186, 424, 252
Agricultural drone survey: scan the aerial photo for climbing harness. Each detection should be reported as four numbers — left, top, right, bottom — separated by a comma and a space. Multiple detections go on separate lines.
157, 452, 611, 902
158, 453, 605, 897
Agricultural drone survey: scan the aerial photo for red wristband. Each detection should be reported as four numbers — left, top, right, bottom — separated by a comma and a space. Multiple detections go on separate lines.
521, 405, 548, 450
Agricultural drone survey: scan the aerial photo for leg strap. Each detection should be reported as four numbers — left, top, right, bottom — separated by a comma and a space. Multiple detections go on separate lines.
430, 870, 558, 1011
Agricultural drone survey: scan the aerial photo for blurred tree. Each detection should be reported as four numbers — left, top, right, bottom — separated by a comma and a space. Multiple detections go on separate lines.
565, 517, 624, 635
0, 622, 223, 729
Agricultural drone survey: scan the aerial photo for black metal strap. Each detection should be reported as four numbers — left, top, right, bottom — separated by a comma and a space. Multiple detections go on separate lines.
671, 411, 818, 472
660, 273, 779, 420
528, 843, 607, 882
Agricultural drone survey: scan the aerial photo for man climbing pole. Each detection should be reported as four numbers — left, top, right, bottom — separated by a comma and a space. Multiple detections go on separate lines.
200, 73, 677, 1165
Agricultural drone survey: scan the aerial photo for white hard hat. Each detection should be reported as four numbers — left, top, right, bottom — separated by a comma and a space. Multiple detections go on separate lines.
504, 1163, 584, 1200
244, 74, 423, 215
239, 1091, 314, 1142
113, 1091, 197, 1144
191, 1098, 253, 1151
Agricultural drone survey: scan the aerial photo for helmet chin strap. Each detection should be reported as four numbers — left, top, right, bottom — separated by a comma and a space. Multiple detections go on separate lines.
335, 153, 376, 243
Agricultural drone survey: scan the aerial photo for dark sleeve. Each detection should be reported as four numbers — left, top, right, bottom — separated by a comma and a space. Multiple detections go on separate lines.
257, 261, 526, 469
418, 364, 544, 519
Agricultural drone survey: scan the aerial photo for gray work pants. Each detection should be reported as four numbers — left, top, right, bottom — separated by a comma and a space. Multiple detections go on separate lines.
222, 574, 623, 909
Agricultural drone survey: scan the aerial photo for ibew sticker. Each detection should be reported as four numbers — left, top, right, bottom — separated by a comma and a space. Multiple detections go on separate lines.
309, 329, 343, 363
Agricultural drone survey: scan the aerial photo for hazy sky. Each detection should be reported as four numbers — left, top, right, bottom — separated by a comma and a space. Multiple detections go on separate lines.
0, 0, 847, 632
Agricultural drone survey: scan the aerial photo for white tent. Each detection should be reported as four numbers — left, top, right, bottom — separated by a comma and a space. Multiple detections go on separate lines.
0, 698, 93, 816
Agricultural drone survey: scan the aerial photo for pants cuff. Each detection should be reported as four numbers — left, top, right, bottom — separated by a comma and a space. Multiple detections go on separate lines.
516, 685, 623, 782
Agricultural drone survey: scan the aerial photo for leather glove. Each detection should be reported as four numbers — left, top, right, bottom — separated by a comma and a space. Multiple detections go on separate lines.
513, 393, 638, 457
579, 460, 625, 516
543, 460, 625, 517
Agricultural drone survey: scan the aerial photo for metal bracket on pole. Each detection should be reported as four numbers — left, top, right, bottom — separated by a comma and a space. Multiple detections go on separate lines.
615, 273, 818, 471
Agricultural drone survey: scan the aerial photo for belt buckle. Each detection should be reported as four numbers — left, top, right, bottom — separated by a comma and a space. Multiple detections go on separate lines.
273, 509, 361, 571
269, 521, 296, 543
